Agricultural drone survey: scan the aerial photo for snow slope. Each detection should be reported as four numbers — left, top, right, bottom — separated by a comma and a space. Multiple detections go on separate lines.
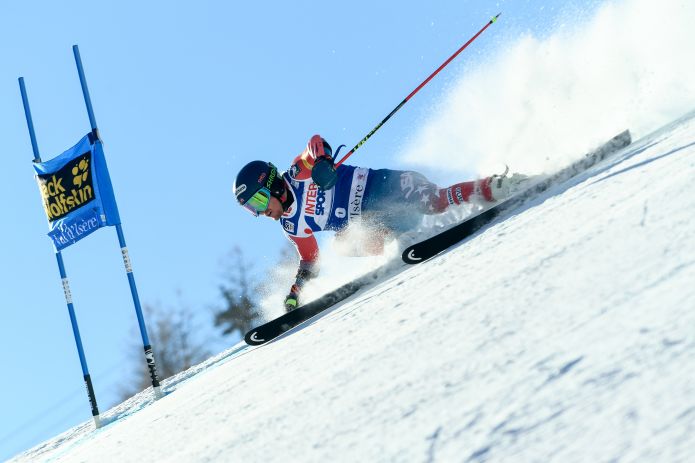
11, 112, 695, 462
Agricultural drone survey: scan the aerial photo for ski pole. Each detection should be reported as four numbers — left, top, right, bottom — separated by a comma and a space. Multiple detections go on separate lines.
335, 13, 501, 167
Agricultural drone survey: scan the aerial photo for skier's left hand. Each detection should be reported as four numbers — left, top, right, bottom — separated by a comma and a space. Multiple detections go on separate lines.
312, 156, 338, 190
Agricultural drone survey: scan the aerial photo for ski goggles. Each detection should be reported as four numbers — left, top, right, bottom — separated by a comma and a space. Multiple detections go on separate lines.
241, 187, 272, 217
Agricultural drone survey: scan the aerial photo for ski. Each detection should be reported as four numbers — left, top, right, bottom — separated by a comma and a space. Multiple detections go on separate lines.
244, 266, 390, 346
402, 130, 632, 264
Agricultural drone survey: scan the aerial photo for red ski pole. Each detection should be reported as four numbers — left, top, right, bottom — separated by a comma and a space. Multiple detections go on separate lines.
335, 13, 501, 167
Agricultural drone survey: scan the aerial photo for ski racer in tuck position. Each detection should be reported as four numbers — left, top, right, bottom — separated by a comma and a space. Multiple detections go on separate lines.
234, 134, 526, 311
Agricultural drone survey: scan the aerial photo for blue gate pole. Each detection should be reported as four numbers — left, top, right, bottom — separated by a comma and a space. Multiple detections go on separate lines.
72, 45, 162, 398
19, 77, 102, 428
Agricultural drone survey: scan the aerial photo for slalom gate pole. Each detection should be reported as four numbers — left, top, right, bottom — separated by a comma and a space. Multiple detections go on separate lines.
18, 77, 102, 428
335, 13, 500, 167
72, 45, 162, 398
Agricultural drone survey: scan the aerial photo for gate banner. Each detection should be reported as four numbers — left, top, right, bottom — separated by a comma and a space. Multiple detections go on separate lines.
33, 132, 121, 250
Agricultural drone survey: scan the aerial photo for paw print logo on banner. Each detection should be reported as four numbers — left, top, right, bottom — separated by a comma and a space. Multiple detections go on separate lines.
72, 158, 90, 187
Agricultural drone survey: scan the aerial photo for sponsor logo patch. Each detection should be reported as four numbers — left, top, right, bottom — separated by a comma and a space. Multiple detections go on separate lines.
305, 183, 326, 216
348, 168, 369, 220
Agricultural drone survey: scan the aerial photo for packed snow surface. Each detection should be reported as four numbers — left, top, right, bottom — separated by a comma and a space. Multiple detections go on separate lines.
12, 114, 695, 462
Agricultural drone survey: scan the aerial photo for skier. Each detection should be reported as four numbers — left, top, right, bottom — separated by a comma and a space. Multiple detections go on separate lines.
234, 134, 525, 311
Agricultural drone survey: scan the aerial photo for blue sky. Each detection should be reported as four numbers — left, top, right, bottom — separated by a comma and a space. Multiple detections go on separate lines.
0, 0, 616, 459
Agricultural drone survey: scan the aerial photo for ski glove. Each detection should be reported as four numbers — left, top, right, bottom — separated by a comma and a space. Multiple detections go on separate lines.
311, 156, 338, 190
284, 292, 299, 312
283, 266, 316, 312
